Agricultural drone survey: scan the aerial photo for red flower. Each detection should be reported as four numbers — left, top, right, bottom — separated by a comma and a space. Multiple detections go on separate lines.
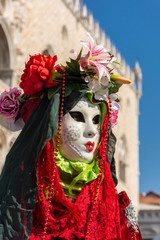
20, 54, 59, 95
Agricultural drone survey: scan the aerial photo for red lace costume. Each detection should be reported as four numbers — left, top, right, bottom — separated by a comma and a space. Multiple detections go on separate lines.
27, 108, 142, 240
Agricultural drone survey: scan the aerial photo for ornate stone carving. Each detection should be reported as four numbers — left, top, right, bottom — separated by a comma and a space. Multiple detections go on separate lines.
10, 0, 28, 55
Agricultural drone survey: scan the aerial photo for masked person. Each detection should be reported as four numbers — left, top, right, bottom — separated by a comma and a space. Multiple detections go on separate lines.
0, 33, 142, 240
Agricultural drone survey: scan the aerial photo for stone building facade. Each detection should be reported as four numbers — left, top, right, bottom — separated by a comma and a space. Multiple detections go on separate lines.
139, 204, 160, 240
0, 0, 142, 210
138, 192, 160, 239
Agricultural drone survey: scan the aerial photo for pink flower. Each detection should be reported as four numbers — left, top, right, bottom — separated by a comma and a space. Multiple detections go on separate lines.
110, 110, 118, 128
71, 33, 116, 101
79, 32, 116, 82
0, 87, 22, 121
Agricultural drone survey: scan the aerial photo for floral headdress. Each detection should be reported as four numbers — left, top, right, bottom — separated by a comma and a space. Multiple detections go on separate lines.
0, 33, 131, 130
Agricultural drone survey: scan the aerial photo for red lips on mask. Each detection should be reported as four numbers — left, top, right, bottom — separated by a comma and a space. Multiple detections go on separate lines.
86, 142, 95, 152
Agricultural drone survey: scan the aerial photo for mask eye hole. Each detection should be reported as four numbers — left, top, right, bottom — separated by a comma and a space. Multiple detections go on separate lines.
92, 114, 100, 124
69, 111, 85, 122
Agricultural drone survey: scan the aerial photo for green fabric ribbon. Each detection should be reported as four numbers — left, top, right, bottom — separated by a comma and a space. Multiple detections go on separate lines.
85, 91, 107, 129
56, 151, 100, 198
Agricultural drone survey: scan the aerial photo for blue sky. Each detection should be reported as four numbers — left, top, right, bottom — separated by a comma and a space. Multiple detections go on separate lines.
82, 0, 160, 193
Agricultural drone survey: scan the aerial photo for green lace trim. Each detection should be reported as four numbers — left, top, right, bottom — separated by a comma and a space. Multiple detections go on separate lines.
56, 151, 100, 199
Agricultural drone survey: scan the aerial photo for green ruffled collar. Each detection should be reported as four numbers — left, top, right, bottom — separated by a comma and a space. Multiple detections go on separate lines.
56, 151, 100, 199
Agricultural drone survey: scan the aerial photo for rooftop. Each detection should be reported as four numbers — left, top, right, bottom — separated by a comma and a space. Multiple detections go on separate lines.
140, 191, 160, 205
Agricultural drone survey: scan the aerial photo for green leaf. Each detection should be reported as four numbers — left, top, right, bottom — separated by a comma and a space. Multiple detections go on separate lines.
48, 85, 61, 100
17, 96, 26, 103
71, 83, 80, 91
109, 81, 122, 94
113, 61, 123, 66
66, 58, 81, 76
65, 83, 81, 97
108, 68, 114, 73
76, 48, 83, 61
65, 85, 73, 97
17, 94, 30, 103
61, 64, 67, 70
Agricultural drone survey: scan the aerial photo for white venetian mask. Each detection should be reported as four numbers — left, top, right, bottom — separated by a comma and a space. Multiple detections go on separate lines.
60, 97, 101, 162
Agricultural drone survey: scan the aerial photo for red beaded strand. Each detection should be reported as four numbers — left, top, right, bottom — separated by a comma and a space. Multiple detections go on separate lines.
108, 96, 112, 121
42, 70, 66, 240
85, 100, 111, 240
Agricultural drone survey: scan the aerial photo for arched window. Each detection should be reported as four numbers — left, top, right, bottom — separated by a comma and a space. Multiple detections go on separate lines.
126, 98, 130, 108
0, 24, 12, 85
119, 135, 127, 182
0, 25, 10, 68
42, 45, 54, 57
61, 25, 68, 40
0, 129, 6, 172
42, 49, 50, 57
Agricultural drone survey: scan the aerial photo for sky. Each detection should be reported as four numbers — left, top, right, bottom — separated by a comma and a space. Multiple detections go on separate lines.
82, 0, 160, 193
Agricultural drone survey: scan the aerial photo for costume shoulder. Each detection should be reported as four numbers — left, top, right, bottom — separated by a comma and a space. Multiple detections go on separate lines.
119, 191, 142, 240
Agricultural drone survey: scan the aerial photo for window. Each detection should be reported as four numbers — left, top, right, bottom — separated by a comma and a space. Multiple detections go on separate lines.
61, 25, 68, 40
0, 24, 12, 85
42, 49, 50, 56
0, 129, 6, 158
42, 45, 54, 57
127, 98, 130, 108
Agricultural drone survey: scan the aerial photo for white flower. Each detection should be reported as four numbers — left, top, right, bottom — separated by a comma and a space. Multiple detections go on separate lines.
85, 75, 109, 101
94, 87, 109, 101
109, 93, 120, 112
